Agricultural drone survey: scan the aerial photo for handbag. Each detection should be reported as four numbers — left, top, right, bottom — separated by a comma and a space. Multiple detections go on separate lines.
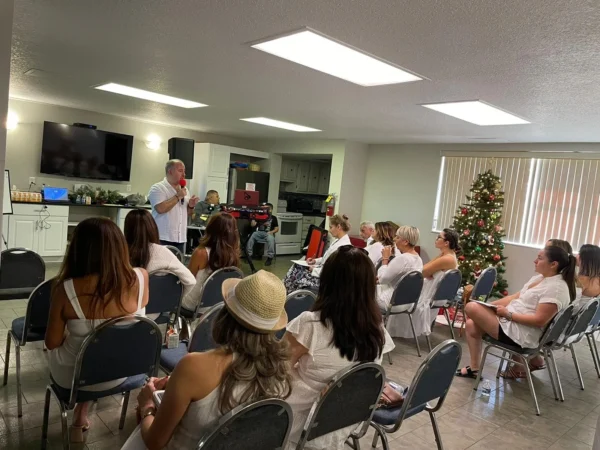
378, 382, 407, 409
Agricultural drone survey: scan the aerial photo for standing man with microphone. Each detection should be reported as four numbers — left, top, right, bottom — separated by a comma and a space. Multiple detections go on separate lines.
148, 159, 199, 252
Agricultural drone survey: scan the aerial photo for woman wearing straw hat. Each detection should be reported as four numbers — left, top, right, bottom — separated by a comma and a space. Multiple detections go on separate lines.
121, 270, 292, 450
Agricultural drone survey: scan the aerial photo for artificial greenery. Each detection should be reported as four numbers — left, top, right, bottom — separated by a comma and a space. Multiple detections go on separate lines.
450, 170, 508, 298
68, 185, 124, 204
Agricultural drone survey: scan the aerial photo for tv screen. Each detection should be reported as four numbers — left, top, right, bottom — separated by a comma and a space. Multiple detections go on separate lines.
40, 121, 134, 181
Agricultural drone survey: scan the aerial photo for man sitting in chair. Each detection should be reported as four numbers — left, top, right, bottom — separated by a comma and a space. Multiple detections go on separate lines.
247, 203, 278, 266
191, 190, 222, 227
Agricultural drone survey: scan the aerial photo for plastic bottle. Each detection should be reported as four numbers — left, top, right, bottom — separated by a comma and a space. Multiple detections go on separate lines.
481, 379, 491, 397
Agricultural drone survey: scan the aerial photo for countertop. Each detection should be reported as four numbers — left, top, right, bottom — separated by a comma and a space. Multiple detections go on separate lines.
13, 201, 152, 209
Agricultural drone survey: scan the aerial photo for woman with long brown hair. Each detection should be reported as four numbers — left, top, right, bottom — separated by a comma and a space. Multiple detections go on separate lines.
121, 270, 291, 450
366, 221, 396, 265
124, 209, 196, 301
285, 246, 394, 449
181, 213, 241, 311
46, 218, 150, 442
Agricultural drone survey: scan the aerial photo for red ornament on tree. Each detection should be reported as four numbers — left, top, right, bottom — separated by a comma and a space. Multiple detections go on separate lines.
501, 290, 509, 296
493, 254, 501, 261
477, 219, 485, 227
463, 229, 470, 236
495, 225, 503, 232
461, 208, 468, 215
458, 255, 465, 261
490, 194, 495, 201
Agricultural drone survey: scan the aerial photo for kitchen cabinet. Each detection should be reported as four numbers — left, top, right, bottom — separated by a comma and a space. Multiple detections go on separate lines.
318, 164, 331, 195
307, 163, 321, 194
7, 204, 69, 257
206, 176, 229, 202
284, 161, 331, 194
281, 161, 298, 182
296, 162, 310, 192
192, 143, 231, 199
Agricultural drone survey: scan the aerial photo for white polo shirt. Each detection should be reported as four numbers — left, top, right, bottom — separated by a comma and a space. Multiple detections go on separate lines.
148, 178, 189, 243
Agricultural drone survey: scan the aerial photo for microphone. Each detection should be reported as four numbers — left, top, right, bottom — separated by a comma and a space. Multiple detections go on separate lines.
179, 179, 186, 204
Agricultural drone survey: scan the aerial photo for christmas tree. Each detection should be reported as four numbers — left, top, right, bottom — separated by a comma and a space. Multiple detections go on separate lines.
451, 170, 508, 298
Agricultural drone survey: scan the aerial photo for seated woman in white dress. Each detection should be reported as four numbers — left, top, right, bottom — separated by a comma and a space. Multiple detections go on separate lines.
376, 225, 423, 310
455, 246, 576, 379
367, 221, 396, 266
574, 244, 600, 312
124, 209, 196, 303
285, 246, 395, 450
283, 214, 352, 293
387, 228, 459, 338
181, 213, 241, 312
121, 270, 291, 450
46, 218, 149, 443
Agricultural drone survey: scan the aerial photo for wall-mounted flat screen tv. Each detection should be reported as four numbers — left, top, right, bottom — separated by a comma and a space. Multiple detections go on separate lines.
40, 121, 134, 181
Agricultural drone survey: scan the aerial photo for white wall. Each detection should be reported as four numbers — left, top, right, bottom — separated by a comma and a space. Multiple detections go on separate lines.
0, 0, 15, 243
5, 98, 256, 195
339, 142, 369, 231
361, 143, 600, 291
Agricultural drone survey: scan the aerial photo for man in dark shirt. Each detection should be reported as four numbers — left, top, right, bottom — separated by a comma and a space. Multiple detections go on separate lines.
192, 190, 222, 226
246, 203, 279, 266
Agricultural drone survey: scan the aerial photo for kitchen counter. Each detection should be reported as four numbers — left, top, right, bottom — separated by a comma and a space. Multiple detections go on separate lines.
12, 201, 151, 209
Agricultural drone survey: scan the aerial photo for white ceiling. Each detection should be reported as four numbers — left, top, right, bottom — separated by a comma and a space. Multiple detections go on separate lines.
8, 0, 600, 144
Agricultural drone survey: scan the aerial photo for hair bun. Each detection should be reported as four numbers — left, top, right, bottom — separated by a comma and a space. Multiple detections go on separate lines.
342, 214, 349, 220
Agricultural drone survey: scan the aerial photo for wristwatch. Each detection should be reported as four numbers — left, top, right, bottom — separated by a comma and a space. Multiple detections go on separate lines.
507, 311, 513, 321
141, 407, 156, 420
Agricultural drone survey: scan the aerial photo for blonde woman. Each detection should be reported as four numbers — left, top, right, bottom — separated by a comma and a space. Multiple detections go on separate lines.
376, 226, 423, 309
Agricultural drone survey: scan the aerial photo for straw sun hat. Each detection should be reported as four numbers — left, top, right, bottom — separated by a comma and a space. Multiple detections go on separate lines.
222, 270, 288, 333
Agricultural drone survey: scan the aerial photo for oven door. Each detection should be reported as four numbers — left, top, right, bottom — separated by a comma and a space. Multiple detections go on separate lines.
276, 218, 302, 244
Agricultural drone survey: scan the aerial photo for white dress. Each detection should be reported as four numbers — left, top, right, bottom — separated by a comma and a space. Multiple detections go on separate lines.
285, 311, 395, 450
386, 270, 445, 338
366, 242, 384, 266
376, 253, 423, 310
147, 243, 196, 300
49, 269, 146, 391
181, 248, 213, 312
310, 234, 352, 278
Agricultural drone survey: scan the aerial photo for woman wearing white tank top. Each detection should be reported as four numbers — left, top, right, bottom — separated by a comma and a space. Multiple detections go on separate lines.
45, 218, 150, 443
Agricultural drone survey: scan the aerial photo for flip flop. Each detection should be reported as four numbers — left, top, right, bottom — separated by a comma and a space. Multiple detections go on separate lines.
455, 366, 479, 379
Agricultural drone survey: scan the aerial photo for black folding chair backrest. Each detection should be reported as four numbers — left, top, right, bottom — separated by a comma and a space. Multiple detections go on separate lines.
403, 340, 461, 413
146, 271, 183, 316
189, 303, 224, 353
565, 300, 599, 338
431, 269, 462, 304
470, 267, 497, 301
285, 290, 317, 323
198, 267, 244, 311
70, 316, 162, 407
588, 299, 600, 331
165, 245, 184, 262
296, 362, 385, 448
0, 248, 45, 299
540, 305, 574, 347
389, 271, 424, 308
19, 278, 54, 344
197, 399, 293, 450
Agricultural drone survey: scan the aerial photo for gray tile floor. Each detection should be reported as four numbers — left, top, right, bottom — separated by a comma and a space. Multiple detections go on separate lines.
0, 257, 598, 449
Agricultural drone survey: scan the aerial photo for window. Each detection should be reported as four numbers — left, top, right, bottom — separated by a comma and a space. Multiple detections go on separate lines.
433, 156, 600, 250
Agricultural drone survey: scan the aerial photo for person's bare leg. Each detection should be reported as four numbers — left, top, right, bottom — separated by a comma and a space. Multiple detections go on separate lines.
72, 402, 90, 427
458, 303, 502, 373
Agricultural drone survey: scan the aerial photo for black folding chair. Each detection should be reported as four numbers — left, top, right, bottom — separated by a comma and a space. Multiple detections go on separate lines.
180, 267, 244, 320
3, 278, 53, 416
475, 305, 574, 415
294, 362, 385, 450
381, 271, 424, 359
276, 290, 317, 340
160, 303, 224, 374
41, 316, 162, 450
545, 299, 600, 397
197, 398, 293, 450
451, 267, 497, 332
427, 269, 462, 351
371, 340, 462, 450
585, 299, 600, 378
0, 248, 45, 300
164, 245, 184, 262
147, 271, 184, 326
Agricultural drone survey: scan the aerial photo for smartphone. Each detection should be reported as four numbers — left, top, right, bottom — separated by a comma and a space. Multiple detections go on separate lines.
153, 390, 165, 406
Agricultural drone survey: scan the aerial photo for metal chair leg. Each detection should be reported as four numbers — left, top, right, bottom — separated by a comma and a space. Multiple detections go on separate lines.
522, 359, 541, 415
548, 350, 565, 401
120, 391, 131, 429
369, 423, 389, 450
41, 386, 52, 450
425, 334, 432, 353
543, 350, 559, 401
496, 351, 506, 379
570, 344, 585, 390
443, 308, 456, 340
591, 333, 600, 378
60, 407, 70, 450
429, 411, 444, 450
15, 343, 22, 417
586, 334, 600, 377
473, 345, 491, 391
3, 330, 11, 386
408, 314, 421, 357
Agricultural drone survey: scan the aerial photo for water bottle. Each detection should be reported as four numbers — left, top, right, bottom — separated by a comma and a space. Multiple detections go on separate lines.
481, 379, 491, 397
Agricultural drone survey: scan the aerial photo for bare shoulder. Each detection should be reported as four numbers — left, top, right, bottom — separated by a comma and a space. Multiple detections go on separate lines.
174, 350, 232, 399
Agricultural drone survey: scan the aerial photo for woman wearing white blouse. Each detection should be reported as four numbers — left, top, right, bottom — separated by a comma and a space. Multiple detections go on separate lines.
456, 245, 576, 379
283, 214, 352, 293
376, 226, 423, 309
366, 222, 396, 266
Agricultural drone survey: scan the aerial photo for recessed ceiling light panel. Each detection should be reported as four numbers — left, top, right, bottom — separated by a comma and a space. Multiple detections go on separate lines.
240, 117, 321, 132
95, 83, 207, 108
422, 100, 530, 126
251, 29, 423, 87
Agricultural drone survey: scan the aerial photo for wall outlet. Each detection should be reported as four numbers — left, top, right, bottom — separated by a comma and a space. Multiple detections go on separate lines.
29, 177, 36, 185
126, 184, 132, 192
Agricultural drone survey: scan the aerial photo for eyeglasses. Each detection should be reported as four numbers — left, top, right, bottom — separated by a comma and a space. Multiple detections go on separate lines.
436, 235, 447, 241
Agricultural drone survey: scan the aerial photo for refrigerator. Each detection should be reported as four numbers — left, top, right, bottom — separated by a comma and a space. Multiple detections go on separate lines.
227, 169, 270, 205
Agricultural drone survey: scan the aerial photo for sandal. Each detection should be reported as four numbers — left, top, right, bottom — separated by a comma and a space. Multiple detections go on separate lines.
501, 362, 546, 379
455, 366, 479, 379
69, 421, 90, 443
